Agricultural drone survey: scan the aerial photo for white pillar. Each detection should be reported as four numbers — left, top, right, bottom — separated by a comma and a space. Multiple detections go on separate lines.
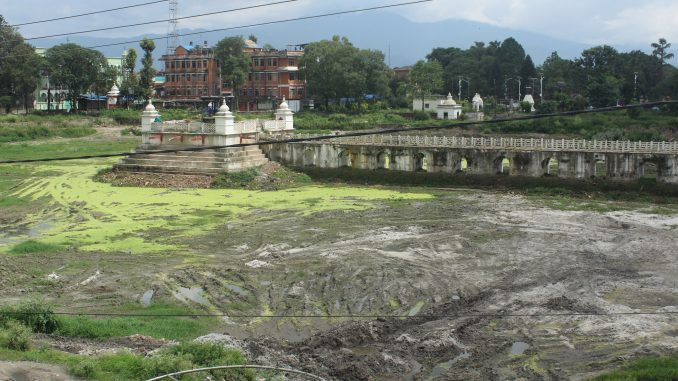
140, 99, 160, 132
214, 98, 239, 145
274, 96, 294, 131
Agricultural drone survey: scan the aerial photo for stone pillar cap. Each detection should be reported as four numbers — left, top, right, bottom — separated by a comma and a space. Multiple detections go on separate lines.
144, 99, 156, 112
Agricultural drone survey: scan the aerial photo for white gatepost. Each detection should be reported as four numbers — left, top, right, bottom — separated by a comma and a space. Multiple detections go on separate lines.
274, 96, 294, 131
141, 99, 160, 132
214, 98, 238, 145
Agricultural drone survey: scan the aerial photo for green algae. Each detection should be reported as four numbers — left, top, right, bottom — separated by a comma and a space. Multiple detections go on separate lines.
2, 160, 433, 254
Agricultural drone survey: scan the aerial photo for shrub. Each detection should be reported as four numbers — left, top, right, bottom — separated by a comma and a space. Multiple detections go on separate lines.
8, 240, 63, 255
211, 168, 259, 189
69, 359, 98, 378
0, 300, 60, 334
139, 353, 194, 379
413, 110, 430, 121
0, 321, 32, 351
520, 101, 533, 113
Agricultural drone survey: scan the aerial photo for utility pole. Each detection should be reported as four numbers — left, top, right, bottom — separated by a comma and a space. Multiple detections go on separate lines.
633, 71, 638, 100
539, 74, 545, 100
458, 76, 470, 102
167, 0, 179, 54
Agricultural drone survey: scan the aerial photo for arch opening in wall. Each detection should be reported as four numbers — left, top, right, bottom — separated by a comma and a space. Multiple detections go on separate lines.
338, 150, 351, 168
376, 151, 390, 169
542, 157, 559, 176
414, 153, 428, 172
303, 149, 315, 167
495, 156, 510, 175
595, 155, 607, 178
640, 159, 658, 181
459, 157, 469, 172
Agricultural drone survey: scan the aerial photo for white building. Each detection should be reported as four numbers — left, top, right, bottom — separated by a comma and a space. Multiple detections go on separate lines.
412, 95, 447, 112
436, 93, 463, 120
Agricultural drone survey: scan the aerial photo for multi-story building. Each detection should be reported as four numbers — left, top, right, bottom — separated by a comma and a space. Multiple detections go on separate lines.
157, 41, 306, 112
158, 41, 221, 103
237, 43, 306, 112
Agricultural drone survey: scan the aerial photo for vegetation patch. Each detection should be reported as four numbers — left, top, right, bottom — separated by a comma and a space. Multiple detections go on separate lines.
589, 354, 678, 380
211, 164, 313, 191
8, 240, 64, 255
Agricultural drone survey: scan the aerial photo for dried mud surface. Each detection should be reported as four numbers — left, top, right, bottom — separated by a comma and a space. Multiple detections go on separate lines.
1, 168, 677, 379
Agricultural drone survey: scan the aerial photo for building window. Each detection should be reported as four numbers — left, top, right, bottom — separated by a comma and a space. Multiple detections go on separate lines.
289, 58, 295, 66
273, 59, 278, 66
254, 88, 259, 96
192, 61, 196, 69
248, 73, 252, 81
425, 103, 429, 109
267, 58, 272, 66
290, 88, 296, 97
289, 73, 295, 81
298, 88, 304, 97
267, 73, 272, 81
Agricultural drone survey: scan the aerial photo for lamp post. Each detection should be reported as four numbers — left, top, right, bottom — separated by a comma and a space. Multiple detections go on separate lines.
458, 76, 470, 102
539, 74, 545, 100
633, 71, 638, 100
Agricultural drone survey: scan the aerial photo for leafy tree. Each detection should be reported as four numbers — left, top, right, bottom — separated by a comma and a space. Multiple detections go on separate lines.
651, 38, 674, 65
214, 36, 250, 111
139, 38, 156, 101
44, 43, 107, 110
520, 55, 537, 94
409, 60, 443, 110
586, 75, 621, 107
0, 15, 42, 113
301, 36, 391, 109
248, 34, 258, 44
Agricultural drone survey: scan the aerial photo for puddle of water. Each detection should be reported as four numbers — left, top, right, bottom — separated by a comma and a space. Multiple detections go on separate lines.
510, 341, 530, 355
224, 282, 246, 296
259, 280, 271, 286
407, 301, 425, 316
173, 287, 208, 305
28, 221, 54, 237
140, 289, 155, 306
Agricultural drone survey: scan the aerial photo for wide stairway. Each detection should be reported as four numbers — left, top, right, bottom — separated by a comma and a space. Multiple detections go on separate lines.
114, 145, 269, 175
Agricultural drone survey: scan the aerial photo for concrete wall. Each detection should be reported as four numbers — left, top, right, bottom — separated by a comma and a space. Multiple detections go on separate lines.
262, 142, 678, 184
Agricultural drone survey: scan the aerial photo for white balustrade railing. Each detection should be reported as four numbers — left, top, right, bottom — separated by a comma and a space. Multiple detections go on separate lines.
150, 121, 215, 134
269, 133, 678, 154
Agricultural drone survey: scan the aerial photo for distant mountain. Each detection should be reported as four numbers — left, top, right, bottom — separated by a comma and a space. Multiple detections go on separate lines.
33, 11, 661, 69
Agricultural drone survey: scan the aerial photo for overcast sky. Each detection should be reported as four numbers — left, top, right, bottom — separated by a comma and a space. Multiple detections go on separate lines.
3, 0, 677, 47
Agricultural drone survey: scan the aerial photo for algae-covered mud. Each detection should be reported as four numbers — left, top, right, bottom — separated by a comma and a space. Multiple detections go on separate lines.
1, 160, 677, 380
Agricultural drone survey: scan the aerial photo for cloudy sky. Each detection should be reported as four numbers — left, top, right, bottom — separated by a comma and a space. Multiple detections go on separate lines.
3, 0, 677, 47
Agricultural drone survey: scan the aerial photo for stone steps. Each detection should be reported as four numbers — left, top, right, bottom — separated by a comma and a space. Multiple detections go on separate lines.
114, 145, 269, 175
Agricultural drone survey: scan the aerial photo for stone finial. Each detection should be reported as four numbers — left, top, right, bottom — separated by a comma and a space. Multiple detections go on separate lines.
144, 99, 156, 112
218, 97, 230, 112
278, 96, 289, 110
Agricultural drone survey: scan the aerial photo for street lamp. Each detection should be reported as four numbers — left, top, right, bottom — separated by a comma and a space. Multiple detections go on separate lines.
633, 71, 639, 100
458, 76, 470, 102
539, 74, 545, 100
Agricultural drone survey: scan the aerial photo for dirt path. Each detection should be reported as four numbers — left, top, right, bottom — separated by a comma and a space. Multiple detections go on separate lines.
0, 361, 74, 381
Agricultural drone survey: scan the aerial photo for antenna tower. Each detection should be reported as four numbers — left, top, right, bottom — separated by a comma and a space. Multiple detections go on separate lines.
167, 0, 179, 53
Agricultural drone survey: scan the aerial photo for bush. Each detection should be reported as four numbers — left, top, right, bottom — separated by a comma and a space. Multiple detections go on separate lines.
8, 240, 63, 255
0, 321, 32, 351
0, 300, 60, 334
520, 101, 533, 113
536, 101, 558, 114
413, 110, 430, 121
211, 168, 259, 189
69, 359, 98, 378
139, 353, 194, 379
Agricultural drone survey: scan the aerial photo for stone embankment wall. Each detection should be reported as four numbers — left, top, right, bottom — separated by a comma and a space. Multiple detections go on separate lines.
262, 140, 678, 183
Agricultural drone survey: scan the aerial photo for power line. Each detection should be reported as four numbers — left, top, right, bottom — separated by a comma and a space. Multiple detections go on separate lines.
0, 101, 675, 165
3, 310, 678, 319
10, 0, 169, 27
0, 0, 433, 60
23, 0, 301, 41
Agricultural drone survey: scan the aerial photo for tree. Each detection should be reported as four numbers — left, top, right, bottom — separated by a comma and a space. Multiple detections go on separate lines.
45, 43, 107, 110
651, 38, 674, 65
214, 36, 250, 111
248, 34, 258, 44
520, 55, 537, 94
0, 15, 42, 113
301, 36, 391, 109
120, 48, 139, 107
139, 38, 156, 101
586, 75, 621, 107
409, 60, 443, 110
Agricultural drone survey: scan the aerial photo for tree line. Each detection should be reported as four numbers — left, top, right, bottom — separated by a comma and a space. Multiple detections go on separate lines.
0, 15, 157, 112
411, 37, 677, 110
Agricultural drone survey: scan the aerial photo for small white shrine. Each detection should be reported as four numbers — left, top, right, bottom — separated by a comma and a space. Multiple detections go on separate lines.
106, 83, 120, 109
436, 93, 463, 120
472, 93, 484, 112
522, 94, 536, 112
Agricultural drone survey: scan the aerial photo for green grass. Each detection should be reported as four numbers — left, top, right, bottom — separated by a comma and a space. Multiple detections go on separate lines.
589, 354, 678, 380
55, 303, 217, 341
0, 139, 137, 161
0, 125, 96, 143
8, 240, 64, 255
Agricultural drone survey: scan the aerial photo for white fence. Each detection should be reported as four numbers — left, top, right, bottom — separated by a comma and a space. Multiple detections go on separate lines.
273, 134, 678, 154
150, 121, 216, 134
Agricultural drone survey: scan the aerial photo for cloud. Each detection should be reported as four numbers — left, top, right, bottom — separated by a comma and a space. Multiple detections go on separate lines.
4, 0, 678, 47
